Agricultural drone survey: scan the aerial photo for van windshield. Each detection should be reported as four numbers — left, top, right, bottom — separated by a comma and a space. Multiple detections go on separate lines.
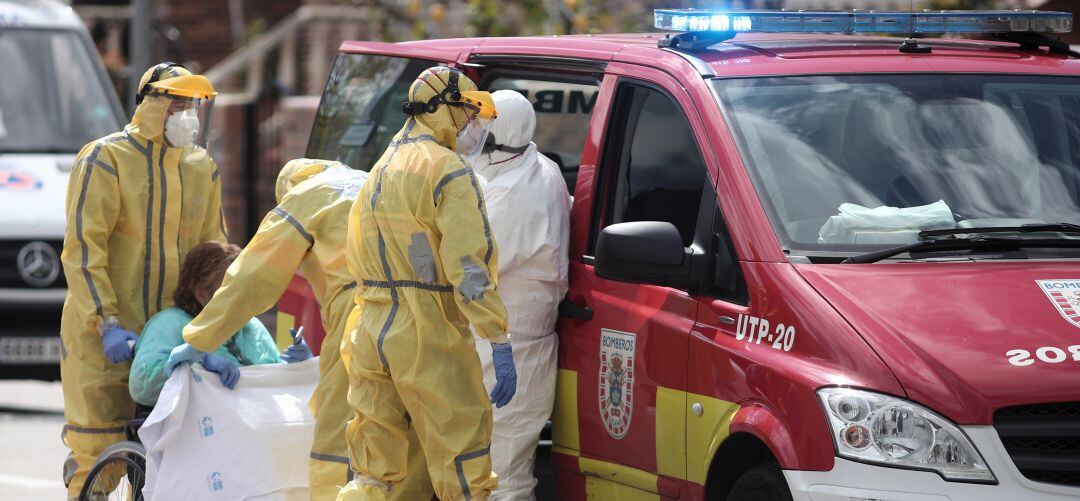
0, 30, 121, 153
714, 75, 1080, 257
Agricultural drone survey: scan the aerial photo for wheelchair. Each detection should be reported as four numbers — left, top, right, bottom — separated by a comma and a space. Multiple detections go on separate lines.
79, 405, 152, 501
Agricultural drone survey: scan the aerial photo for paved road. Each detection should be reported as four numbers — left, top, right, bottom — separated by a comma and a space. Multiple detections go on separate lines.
0, 380, 68, 500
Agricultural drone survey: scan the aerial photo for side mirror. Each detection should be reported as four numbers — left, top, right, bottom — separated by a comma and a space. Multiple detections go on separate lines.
595, 221, 699, 290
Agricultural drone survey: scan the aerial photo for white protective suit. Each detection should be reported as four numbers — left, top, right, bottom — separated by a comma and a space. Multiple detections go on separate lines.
472, 90, 571, 500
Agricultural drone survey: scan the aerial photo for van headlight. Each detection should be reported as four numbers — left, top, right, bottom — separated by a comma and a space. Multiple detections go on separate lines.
817, 387, 995, 483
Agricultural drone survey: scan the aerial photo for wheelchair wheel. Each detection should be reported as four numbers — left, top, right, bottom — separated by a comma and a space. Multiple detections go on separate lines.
79, 441, 146, 501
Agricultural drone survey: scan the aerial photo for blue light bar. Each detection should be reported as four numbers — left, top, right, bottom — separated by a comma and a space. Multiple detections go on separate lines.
654, 9, 1073, 35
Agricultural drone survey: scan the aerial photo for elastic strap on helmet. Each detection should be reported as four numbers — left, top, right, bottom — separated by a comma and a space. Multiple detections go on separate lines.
402, 67, 466, 116
137, 61, 187, 105
481, 132, 529, 154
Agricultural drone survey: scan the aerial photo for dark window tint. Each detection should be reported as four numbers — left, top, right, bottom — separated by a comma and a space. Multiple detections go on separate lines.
306, 54, 436, 171
487, 77, 599, 195
609, 85, 708, 246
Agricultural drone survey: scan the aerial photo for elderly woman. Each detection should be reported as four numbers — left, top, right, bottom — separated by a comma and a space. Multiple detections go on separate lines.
129, 241, 310, 406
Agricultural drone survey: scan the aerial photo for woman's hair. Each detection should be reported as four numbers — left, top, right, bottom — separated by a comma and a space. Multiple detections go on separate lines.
173, 241, 241, 316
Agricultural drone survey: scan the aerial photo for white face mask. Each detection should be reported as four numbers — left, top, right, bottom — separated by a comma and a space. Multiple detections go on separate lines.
164, 109, 200, 147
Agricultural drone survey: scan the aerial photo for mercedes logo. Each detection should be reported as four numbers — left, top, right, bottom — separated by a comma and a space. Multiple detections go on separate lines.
17, 241, 60, 288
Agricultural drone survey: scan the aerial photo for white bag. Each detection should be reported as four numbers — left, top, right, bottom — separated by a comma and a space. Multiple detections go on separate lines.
139, 358, 320, 501
818, 200, 956, 244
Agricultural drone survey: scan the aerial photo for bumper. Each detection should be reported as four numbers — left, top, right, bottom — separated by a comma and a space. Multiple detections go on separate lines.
785, 426, 1080, 501
0, 288, 66, 306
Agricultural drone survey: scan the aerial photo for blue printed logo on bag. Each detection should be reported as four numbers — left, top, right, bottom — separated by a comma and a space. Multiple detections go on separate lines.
200, 416, 214, 437
207, 471, 224, 492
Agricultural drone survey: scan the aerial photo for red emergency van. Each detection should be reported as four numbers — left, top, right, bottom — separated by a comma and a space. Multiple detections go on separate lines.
286, 9, 1080, 500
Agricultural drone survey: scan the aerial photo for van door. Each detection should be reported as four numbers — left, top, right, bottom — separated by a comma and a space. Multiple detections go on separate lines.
556, 67, 719, 499
285, 44, 458, 351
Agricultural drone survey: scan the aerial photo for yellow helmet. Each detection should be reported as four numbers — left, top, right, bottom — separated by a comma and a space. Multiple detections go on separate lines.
403, 66, 497, 121
136, 62, 192, 104
149, 75, 217, 101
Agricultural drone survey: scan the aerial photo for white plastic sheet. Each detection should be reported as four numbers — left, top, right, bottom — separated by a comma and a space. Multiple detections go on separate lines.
139, 358, 320, 501
818, 200, 956, 244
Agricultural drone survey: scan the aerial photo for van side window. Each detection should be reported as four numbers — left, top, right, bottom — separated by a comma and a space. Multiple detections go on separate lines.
307, 55, 437, 171
605, 84, 708, 246
486, 77, 599, 196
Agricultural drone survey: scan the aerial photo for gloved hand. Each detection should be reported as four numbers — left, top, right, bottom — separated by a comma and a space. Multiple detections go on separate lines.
281, 327, 313, 364
489, 342, 517, 408
101, 326, 138, 364
200, 353, 240, 389
166, 342, 204, 375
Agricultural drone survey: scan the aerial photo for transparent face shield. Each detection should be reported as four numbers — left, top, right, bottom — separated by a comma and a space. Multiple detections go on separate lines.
162, 96, 214, 148
456, 115, 494, 167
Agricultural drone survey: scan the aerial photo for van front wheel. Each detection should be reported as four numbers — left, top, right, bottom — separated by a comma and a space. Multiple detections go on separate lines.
726, 462, 793, 501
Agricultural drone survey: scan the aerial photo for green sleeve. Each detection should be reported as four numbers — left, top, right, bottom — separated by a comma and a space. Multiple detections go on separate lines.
240, 318, 283, 365
129, 308, 192, 406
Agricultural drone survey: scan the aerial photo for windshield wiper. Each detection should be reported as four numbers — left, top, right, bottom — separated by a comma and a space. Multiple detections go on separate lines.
842, 236, 1080, 264
920, 223, 1080, 238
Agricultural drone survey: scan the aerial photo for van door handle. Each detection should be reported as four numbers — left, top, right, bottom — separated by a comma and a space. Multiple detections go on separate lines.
559, 300, 593, 321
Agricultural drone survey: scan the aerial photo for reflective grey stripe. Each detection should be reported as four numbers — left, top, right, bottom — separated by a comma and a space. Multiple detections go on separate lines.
125, 134, 149, 156
431, 167, 494, 265
310, 451, 350, 464
219, 204, 228, 239
454, 446, 490, 500
464, 168, 495, 266
156, 144, 168, 312
362, 279, 453, 293
369, 121, 436, 209
375, 230, 399, 369
432, 168, 470, 205
142, 144, 155, 321
270, 207, 314, 244
77, 144, 106, 317
63, 424, 125, 434
177, 158, 184, 270
91, 158, 117, 177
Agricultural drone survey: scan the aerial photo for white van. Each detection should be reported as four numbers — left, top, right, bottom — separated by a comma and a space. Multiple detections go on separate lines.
0, 0, 125, 375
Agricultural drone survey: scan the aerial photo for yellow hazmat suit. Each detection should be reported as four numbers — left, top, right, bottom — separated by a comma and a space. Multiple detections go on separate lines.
181, 159, 432, 500
60, 67, 224, 499
337, 66, 508, 501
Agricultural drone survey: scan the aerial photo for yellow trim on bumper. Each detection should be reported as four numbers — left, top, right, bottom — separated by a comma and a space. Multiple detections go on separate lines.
580, 456, 660, 495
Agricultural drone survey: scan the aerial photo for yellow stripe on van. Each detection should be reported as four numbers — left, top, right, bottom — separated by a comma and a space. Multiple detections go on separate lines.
553, 369, 580, 452
275, 311, 296, 350
686, 393, 740, 485
655, 386, 687, 480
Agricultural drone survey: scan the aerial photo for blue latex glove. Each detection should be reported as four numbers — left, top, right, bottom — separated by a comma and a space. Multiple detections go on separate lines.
281, 327, 313, 364
101, 327, 138, 364
166, 342, 204, 375
489, 342, 517, 408
200, 353, 240, 389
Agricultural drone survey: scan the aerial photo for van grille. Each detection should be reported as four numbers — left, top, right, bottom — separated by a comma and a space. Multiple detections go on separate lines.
994, 402, 1080, 488
0, 240, 66, 288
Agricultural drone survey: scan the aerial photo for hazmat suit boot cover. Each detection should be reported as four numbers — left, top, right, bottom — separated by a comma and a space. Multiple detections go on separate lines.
339, 66, 508, 501
472, 89, 572, 500
60, 79, 226, 499
179, 160, 434, 500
